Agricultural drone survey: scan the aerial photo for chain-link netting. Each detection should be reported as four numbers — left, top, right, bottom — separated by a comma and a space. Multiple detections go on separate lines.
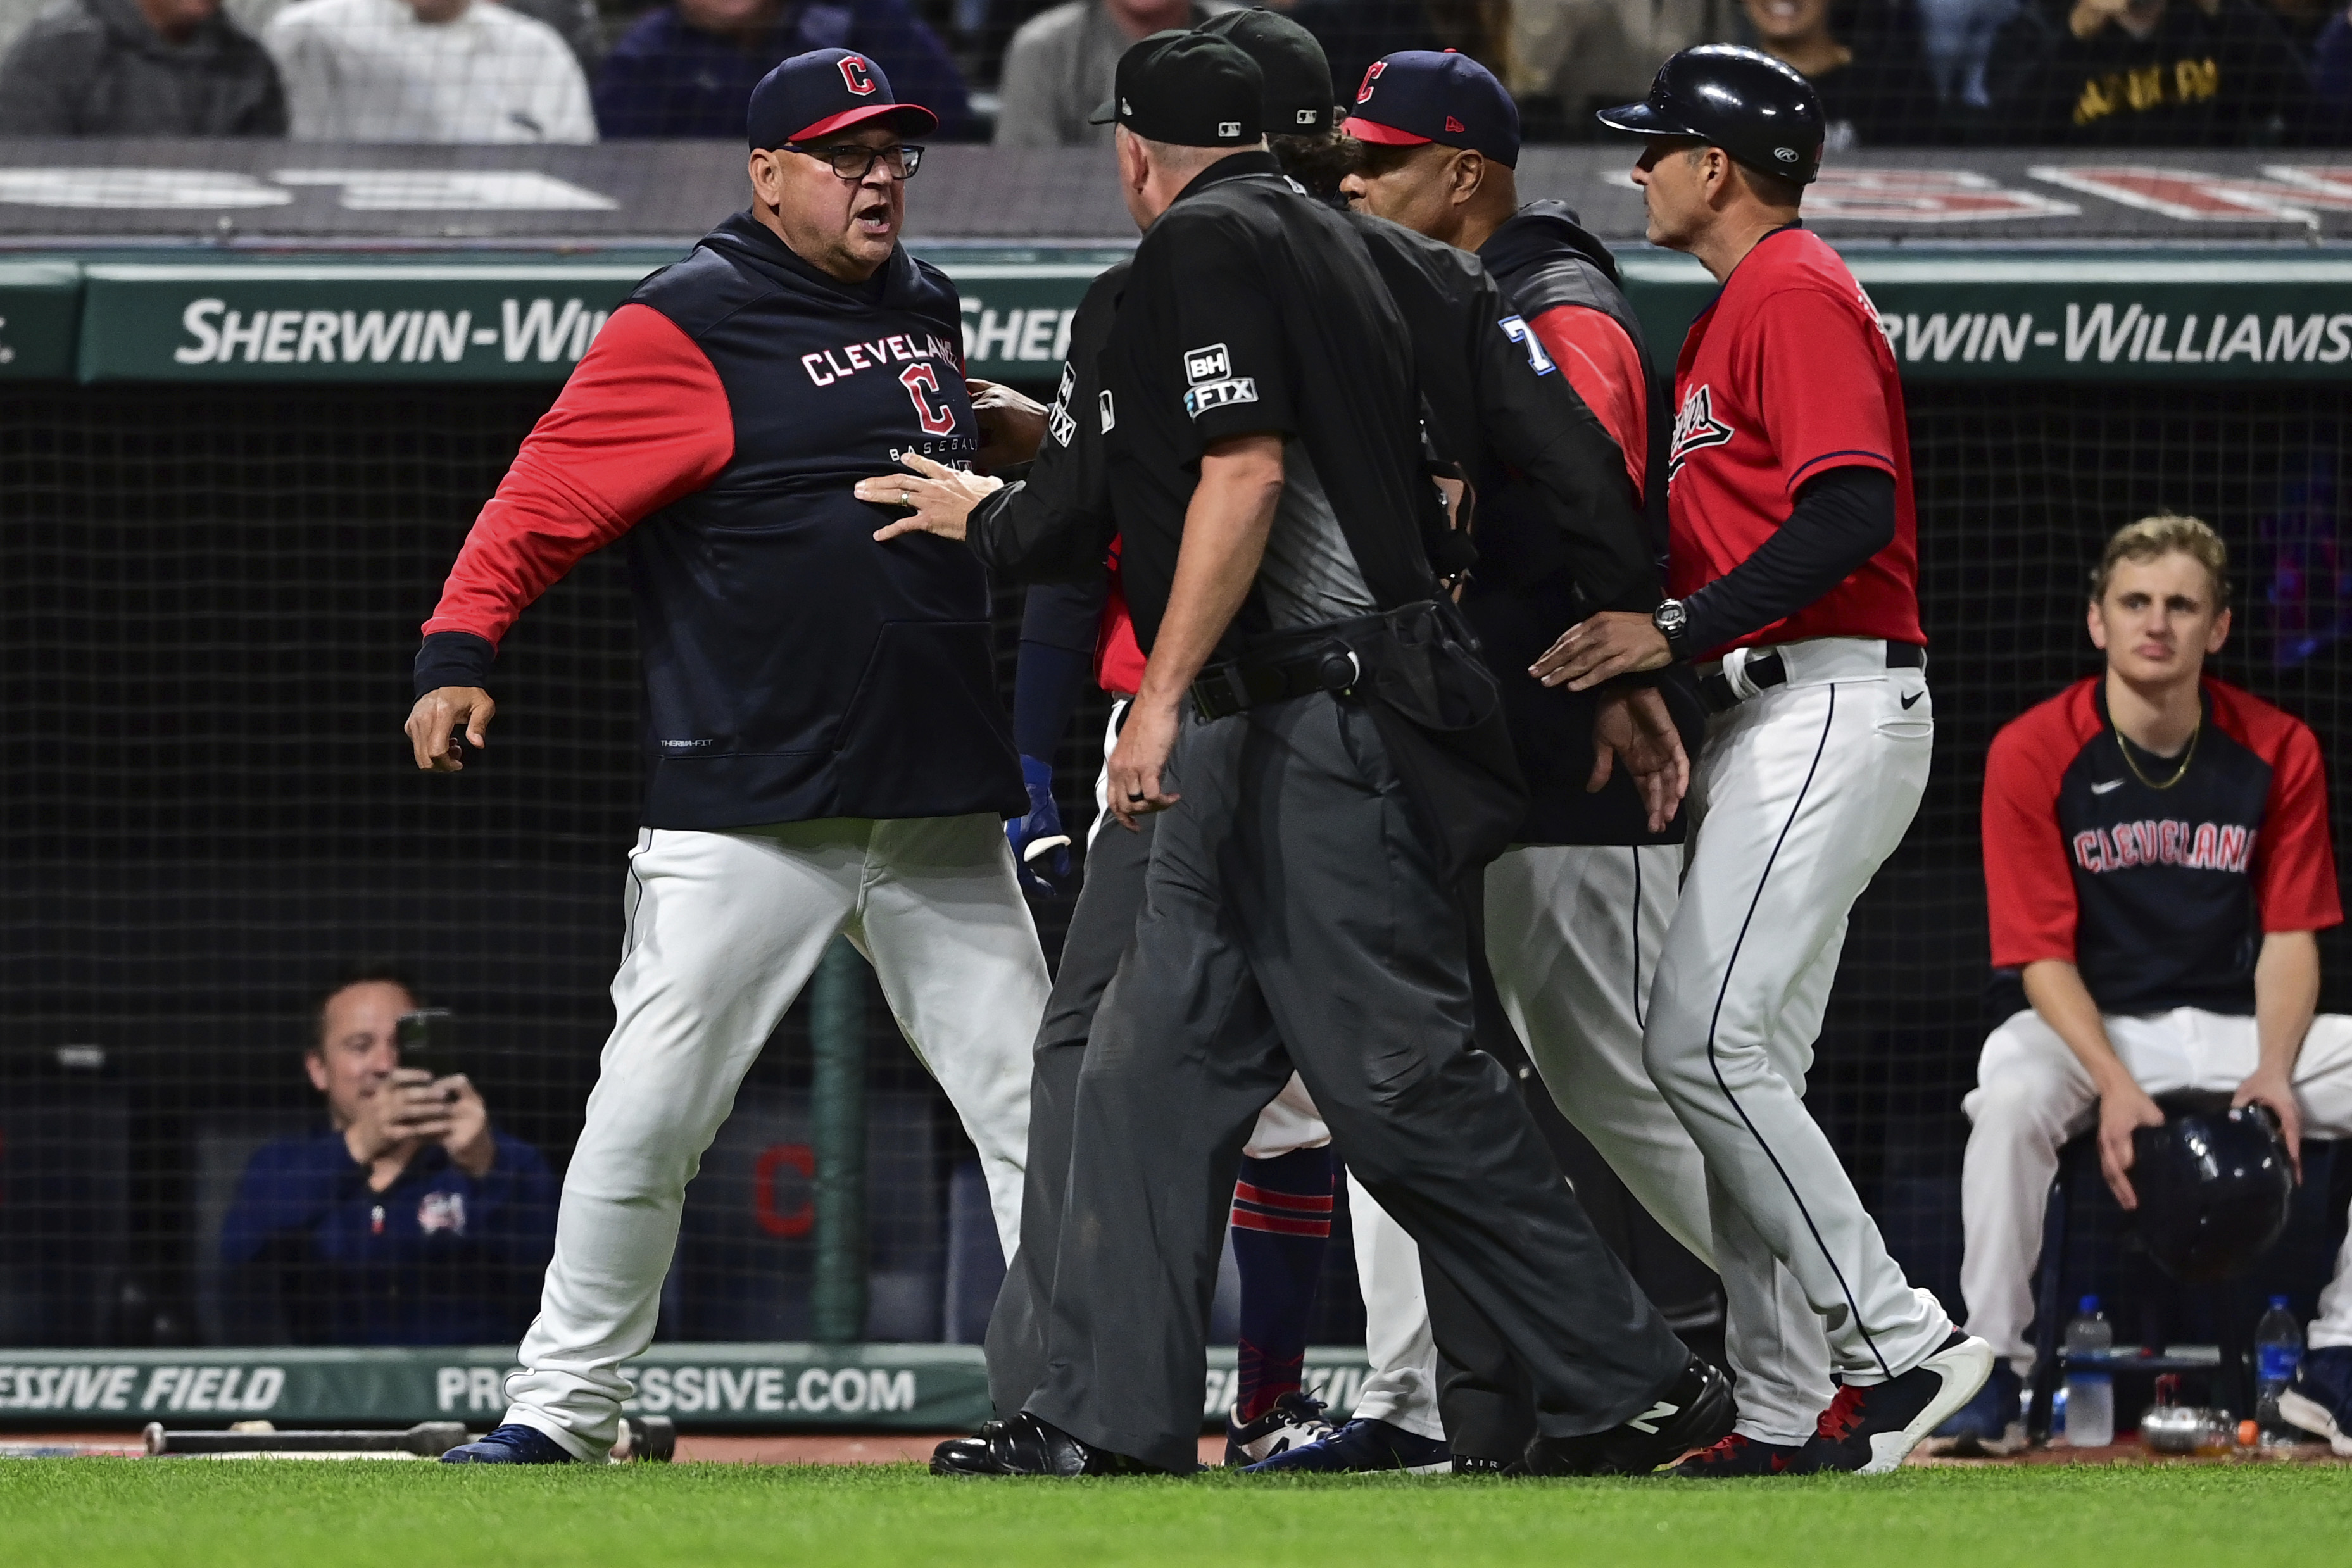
3, 379, 2349, 1355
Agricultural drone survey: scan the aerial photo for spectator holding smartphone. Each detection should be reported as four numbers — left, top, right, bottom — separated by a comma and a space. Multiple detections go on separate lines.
219, 967, 556, 1345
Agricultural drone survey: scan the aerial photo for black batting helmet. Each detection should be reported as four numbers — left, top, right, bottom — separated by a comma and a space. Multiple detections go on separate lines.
1595, 44, 1825, 187
2130, 1104, 2294, 1284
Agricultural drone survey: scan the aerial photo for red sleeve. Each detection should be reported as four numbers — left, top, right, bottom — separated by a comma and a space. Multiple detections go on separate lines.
421, 303, 734, 647
1748, 287, 1898, 496
1984, 696, 2090, 969
2254, 716, 2344, 932
1525, 304, 1647, 503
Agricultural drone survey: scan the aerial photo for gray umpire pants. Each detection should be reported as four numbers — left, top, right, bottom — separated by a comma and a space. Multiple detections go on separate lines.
983, 758, 1164, 1417
1025, 691, 1687, 1474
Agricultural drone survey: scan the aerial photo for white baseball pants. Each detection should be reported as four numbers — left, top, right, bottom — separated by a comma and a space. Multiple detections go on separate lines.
1487, 841, 1835, 1445
1645, 640, 1954, 1408
1963, 1005, 2352, 1372
505, 815, 1047, 1458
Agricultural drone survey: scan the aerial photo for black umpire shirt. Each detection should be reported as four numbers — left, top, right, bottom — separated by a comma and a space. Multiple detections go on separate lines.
967, 151, 1656, 664
1104, 150, 1429, 653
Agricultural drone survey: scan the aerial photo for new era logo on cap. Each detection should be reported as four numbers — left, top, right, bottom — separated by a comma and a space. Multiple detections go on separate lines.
1344, 49, 1521, 169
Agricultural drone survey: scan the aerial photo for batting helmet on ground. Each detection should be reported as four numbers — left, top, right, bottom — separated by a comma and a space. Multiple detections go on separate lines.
2130, 1103, 2294, 1284
1595, 44, 1826, 187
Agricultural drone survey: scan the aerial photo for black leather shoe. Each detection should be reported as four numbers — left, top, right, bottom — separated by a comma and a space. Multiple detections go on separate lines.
929, 1422, 1007, 1476
933, 1412, 1160, 1477
1521, 1355, 1737, 1477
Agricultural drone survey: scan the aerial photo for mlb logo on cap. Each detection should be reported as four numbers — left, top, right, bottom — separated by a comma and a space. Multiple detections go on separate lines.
1344, 49, 1520, 169
746, 47, 938, 149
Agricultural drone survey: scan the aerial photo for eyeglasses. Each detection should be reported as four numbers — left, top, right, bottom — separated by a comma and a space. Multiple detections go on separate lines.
786, 142, 924, 181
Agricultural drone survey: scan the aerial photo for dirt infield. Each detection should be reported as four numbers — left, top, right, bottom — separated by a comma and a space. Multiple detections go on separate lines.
0, 1432, 1235, 1467
668, 1434, 1240, 1467
7, 1431, 2341, 1468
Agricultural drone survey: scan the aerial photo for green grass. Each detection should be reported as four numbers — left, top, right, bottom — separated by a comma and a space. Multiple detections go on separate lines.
2, 1459, 2344, 1567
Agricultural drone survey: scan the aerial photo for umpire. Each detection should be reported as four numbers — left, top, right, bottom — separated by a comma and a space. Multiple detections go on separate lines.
946, 34, 1725, 1478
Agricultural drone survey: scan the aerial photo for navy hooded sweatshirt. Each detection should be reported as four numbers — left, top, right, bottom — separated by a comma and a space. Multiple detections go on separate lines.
415, 210, 1024, 830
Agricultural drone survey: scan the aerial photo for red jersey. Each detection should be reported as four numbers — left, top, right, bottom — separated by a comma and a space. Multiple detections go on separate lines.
1529, 305, 1647, 504
1096, 537, 1145, 697
1983, 675, 2341, 1015
1666, 227, 1922, 656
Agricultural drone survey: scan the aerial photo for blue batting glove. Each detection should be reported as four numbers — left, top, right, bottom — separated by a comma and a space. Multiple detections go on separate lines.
1008, 754, 1072, 894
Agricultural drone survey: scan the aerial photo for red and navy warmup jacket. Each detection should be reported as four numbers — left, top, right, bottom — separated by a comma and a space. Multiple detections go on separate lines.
1467, 201, 1704, 847
415, 211, 1026, 831
1983, 675, 2342, 1017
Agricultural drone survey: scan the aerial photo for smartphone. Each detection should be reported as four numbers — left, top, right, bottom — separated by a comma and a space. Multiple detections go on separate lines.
395, 1009, 456, 1079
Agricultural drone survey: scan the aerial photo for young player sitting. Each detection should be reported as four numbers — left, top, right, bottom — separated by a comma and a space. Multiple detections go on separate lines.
1943, 514, 2352, 1453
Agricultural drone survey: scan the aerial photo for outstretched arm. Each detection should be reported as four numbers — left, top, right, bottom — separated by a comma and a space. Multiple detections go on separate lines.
405, 303, 733, 770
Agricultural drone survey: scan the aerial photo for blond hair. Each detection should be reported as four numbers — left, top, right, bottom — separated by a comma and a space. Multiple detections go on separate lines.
2090, 514, 2230, 610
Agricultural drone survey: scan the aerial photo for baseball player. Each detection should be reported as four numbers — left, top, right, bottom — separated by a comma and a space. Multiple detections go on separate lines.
1305, 47, 1849, 1477
1945, 513, 2352, 1454
891, 33, 1727, 1479
1544, 45, 1993, 1474
896, 17, 1697, 1477
409, 51, 1048, 1464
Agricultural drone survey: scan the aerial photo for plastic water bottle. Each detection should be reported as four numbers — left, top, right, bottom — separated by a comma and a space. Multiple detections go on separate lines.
2064, 1296, 2114, 1447
2255, 1296, 2304, 1444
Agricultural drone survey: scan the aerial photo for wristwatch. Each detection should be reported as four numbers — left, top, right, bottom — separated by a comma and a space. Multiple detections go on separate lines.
1651, 598, 1690, 662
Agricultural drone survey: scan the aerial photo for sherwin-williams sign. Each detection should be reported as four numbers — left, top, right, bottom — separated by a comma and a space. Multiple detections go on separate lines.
15, 248, 2352, 384
63, 253, 1120, 384
1620, 251, 2352, 382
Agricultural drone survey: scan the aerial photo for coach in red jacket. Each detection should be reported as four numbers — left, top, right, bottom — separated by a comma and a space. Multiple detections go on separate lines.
408, 49, 1047, 1465
1956, 513, 2352, 1452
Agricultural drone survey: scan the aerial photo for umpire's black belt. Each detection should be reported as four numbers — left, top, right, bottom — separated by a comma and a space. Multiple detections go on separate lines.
1190, 613, 1393, 721
1697, 639, 1926, 715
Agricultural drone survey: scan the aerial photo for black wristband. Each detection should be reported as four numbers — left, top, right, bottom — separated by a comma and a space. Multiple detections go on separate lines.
413, 631, 496, 698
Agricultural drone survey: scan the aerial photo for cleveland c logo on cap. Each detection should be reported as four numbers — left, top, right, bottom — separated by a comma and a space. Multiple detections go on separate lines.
839, 54, 877, 96
1357, 61, 1385, 103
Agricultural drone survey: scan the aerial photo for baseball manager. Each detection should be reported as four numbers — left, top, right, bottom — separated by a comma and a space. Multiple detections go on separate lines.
406, 49, 1048, 1464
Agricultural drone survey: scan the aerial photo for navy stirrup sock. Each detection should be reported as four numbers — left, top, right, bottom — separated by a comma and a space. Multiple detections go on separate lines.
1229, 1146, 1335, 1425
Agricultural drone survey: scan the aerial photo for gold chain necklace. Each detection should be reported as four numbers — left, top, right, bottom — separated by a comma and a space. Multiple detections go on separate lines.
2113, 718, 2200, 791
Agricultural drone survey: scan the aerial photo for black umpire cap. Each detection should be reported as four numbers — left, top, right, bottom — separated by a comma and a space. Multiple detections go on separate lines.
1195, 7, 1336, 135
1596, 44, 1825, 187
1089, 32, 1264, 147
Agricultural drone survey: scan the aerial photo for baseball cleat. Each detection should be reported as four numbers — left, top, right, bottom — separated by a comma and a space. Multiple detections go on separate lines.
1670, 1432, 1816, 1476
1224, 1390, 1335, 1467
1241, 1417, 1450, 1475
2279, 1345, 2352, 1455
1925, 1361, 2024, 1457
1520, 1353, 1736, 1476
1451, 1453, 1519, 1476
1803, 1331, 1995, 1475
927, 1412, 1162, 1477
438, 1423, 575, 1464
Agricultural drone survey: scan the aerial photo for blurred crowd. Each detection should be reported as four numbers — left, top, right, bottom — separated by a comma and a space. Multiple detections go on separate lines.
0, 0, 2345, 146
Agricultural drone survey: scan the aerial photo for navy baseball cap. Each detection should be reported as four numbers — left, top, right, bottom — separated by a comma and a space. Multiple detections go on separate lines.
746, 48, 938, 149
1345, 49, 1519, 168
